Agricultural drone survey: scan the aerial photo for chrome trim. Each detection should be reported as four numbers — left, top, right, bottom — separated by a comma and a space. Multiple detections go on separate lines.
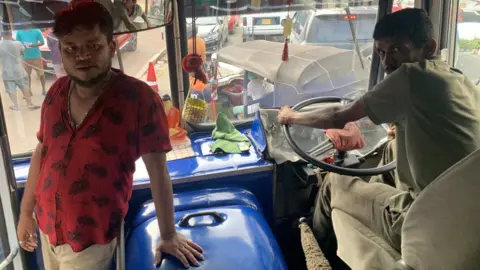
0, 246, 18, 270
15, 164, 274, 190
133, 164, 274, 190
0, 135, 25, 269
116, 222, 125, 270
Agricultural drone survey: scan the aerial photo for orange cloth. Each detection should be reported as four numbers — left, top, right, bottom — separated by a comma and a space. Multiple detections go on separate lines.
166, 107, 180, 128
187, 36, 207, 62
189, 75, 209, 92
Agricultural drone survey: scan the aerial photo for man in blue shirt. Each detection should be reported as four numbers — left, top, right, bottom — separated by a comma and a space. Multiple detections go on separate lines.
0, 31, 40, 110
15, 28, 46, 95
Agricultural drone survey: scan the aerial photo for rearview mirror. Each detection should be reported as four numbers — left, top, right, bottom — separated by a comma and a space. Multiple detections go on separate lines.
103, 0, 172, 34
0, 0, 172, 34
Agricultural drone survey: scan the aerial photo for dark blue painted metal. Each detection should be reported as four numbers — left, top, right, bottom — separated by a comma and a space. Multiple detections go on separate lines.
13, 128, 270, 186
11, 127, 276, 270
131, 188, 261, 230
126, 205, 287, 270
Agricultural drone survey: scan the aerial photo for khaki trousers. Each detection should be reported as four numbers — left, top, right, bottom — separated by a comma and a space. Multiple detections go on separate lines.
40, 231, 117, 270
312, 140, 415, 259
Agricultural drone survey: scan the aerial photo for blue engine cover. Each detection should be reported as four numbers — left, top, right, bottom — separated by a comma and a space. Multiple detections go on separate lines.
126, 189, 287, 270
131, 188, 262, 230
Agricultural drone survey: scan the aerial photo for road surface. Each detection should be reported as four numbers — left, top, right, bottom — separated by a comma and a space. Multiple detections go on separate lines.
456, 52, 480, 83
0, 27, 166, 155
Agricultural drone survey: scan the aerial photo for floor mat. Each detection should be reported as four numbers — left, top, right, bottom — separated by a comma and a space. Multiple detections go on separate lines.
166, 137, 196, 161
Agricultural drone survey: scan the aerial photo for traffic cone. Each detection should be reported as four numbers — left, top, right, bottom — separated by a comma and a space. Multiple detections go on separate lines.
146, 62, 158, 92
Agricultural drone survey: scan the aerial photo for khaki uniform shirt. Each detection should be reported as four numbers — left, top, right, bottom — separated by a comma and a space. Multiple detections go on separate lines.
362, 58, 480, 194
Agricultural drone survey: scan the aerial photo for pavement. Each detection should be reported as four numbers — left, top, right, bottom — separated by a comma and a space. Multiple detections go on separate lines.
1, 27, 167, 155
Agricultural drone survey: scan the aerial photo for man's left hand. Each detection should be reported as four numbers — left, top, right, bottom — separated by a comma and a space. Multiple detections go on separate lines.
155, 232, 204, 268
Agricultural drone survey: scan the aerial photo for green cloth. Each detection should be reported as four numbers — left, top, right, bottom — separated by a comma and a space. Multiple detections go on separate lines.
211, 113, 251, 154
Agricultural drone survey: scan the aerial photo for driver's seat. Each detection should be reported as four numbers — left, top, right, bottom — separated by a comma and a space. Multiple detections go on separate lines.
332, 148, 480, 270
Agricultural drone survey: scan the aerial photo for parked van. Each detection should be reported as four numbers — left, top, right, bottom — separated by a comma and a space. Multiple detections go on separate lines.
242, 11, 289, 42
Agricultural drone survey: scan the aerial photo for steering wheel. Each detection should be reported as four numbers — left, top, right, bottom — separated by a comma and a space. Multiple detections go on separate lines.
282, 97, 396, 177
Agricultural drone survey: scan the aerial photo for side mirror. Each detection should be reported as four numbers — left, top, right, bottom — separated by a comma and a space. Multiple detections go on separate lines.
211, 52, 218, 62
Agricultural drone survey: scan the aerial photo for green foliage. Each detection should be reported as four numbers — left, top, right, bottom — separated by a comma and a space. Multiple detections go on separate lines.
458, 38, 480, 50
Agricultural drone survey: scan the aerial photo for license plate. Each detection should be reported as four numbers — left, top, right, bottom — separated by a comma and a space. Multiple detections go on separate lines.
262, 19, 271, 25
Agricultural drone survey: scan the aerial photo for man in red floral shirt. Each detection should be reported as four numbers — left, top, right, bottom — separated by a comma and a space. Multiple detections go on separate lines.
16, 2, 203, 269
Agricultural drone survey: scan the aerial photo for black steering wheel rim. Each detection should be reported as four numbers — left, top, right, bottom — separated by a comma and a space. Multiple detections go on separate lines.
282, 96, 397, 177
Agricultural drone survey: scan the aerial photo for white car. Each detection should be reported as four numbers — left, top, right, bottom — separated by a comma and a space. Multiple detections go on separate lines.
242, 11, 289, 42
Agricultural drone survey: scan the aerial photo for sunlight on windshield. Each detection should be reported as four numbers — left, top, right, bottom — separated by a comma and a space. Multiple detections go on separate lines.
3, 0, 478, 157
184, 2, 379, 126
0, 25, 167, 156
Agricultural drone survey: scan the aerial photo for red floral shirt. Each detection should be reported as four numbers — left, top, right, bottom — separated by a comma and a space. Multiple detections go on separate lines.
35, 70, 172, 252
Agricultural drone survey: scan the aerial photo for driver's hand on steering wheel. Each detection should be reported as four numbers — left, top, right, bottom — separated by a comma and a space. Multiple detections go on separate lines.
278, 106, 296, 125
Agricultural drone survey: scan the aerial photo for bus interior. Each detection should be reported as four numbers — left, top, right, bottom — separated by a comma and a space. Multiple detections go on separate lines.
0, 0, 479, 269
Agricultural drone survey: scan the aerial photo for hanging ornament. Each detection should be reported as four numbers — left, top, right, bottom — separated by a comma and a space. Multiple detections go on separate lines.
181, 0, 208, 85
182, 54, 208, 84
282, 0, 293, 62
282, 38, 289, 61
182, 54, 202, 73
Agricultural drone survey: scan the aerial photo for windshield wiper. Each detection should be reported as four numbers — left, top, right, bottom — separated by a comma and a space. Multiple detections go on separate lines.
345, 7, 365, 70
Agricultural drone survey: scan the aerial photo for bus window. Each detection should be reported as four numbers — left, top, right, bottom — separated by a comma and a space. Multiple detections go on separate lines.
454, 6, 480, 84
0, 20, 171, 157
202, 2, 379, 126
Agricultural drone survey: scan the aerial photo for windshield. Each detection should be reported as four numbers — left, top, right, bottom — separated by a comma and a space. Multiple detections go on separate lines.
0, 1, 170, 156
2, 0, 474, 159
306, 14, 377, 44
187, 4, 379, 128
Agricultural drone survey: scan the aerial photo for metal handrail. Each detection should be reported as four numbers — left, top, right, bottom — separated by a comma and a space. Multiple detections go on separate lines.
0, 246, 19, 270
116, 222, 125, 270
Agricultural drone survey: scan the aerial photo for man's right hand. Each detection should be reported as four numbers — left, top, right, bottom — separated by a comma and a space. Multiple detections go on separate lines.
17, 213, 38, 252
278, 106, 296, 125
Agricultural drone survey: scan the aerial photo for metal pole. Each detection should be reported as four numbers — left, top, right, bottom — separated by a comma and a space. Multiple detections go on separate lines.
172, 0, 185, 112
115, 222, 125, 270
177, 0, 189, 100
165, 12, 180, 108
0, 4, 29, 269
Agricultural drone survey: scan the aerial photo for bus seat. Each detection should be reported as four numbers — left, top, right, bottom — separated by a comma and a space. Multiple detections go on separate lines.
332, 148, 480, 270
399, 148, 480, 270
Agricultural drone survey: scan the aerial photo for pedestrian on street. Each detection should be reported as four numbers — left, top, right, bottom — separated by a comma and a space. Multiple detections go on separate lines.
15, 27, 47, 95
0, 31, 40, 110
16, 2, 204, 269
